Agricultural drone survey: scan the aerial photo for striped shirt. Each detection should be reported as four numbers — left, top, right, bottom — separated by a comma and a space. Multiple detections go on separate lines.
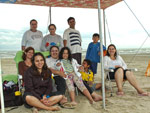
63, 28, 82, 54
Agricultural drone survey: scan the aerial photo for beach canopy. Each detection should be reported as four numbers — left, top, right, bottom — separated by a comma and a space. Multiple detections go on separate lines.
0, 0, 122, 9
0, 0, 124, 112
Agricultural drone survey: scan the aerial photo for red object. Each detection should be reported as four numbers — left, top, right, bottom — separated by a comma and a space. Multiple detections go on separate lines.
60, 66, 64, 72
103, 50, 107, 56
46, 42, 49, 47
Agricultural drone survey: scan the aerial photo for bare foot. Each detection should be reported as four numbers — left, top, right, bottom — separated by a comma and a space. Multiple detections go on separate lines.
93, 95, 102, 102
92, 92, 102, 102
89, 100, 94, 104
32, 107, 38, 113
48, 106, 60, 111
60, 96, 68, 104
70, 101, 77, 106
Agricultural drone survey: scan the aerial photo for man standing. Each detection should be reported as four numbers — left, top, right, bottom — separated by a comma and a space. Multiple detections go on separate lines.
63, 17, 82, 64
21, 19, 43, 51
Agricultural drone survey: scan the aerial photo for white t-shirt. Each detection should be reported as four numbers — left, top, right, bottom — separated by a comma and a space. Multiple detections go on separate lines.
46, 57, 58, 77
104, 55, 127, 70
63, 28, 82, 54
21, 30, 43, 51
41, 34, 63, 51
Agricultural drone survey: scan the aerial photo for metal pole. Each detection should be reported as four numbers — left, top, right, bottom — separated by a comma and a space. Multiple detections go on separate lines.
49, 7, 51, 24
103, 9, 106, 47
97, 0, 105, 109
0, 58, 5, 113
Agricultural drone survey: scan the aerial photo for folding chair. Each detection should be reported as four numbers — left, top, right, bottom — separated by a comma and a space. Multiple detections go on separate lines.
105, 68, 138, 96
14, 50, 50, 92
105, 69, 114, 96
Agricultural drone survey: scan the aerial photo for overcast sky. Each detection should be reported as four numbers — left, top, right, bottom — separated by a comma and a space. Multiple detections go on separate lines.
0, 0, 150, 50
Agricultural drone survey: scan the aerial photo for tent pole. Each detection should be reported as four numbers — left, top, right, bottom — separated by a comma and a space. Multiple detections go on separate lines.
49, 7, 51, 24
97, 0, 105, 109
0, 58, 5, 113
103, 9, 106, 47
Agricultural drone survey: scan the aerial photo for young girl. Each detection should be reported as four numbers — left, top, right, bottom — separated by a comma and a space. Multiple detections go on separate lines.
55, 47, 94, 105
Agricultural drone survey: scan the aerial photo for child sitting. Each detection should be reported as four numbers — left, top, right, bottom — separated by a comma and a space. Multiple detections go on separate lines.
55, 47, 94, 106
80, 59, 102, 91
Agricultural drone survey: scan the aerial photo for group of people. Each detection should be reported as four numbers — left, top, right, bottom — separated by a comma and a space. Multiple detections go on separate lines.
19, 17, 150, 112
21, 17, 82, 65
19, 46, 102, 112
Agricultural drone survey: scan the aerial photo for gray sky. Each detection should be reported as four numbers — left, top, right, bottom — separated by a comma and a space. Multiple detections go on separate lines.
0, 0, 150, 50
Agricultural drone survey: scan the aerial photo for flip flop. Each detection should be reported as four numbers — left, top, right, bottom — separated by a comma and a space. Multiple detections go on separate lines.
116, 92, 124, 96
138, 92, 150, 96
59, 102, 76, 109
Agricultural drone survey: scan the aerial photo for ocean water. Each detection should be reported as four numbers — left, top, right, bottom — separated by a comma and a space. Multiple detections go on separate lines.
0, 48, 150, 58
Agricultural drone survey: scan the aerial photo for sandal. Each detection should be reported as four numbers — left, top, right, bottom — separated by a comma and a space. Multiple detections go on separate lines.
116, 92, 124, 96
138, 92, 150, 96
59, 102, 76, 109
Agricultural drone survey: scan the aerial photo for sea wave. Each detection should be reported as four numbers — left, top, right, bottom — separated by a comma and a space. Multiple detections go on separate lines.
0, 48, 150, 58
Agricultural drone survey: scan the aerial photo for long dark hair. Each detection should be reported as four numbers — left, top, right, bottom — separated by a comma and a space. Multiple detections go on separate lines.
31, 52, 50, 79
22, 47, 35, 60
59, 47, 72, 62
106, 44, 117, 58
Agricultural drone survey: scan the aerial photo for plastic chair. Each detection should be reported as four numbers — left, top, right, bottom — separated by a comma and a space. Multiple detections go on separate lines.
105, 68, 138, 96
14, 50, 50, 92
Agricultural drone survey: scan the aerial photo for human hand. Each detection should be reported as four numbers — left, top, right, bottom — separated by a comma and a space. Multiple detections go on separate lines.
115, 65, 121, 68
79, 66, 84, 72
56, 62, 61, 67
59, 71, 67, 78
40, 97, 49, 106
87, 81, 93, 87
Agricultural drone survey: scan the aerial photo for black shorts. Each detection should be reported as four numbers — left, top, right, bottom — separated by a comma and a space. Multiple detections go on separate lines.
107, 67, 128, 80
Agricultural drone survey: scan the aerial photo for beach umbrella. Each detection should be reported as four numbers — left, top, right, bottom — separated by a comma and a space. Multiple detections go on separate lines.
0, 0, 123, 112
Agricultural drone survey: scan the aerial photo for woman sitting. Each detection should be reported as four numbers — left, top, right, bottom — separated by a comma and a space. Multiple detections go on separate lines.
18, 47, 34, 83
55, 47, 94, 105
104, 44, 150, 96
23, 52, 62, 111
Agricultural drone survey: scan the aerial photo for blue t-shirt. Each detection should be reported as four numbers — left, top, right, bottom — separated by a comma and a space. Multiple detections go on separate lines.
86, 42, 106, 63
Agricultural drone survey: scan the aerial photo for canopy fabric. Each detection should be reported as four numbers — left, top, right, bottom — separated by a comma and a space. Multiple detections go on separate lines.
0, 0, 122, 9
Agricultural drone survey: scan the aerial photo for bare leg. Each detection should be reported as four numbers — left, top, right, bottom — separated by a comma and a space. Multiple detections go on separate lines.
91, 92, 102, 102
69, 91, 77, 105
59, 95, 68, 104
82, 89, 94, 104
95, 83, 102, 90
26, 96, 60, 111
126, 71, 144, 94
115, 68, 124, 92
47, 95, 63, 106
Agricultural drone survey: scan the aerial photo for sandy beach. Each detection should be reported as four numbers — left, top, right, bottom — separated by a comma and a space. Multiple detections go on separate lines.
1, 53, 150, 113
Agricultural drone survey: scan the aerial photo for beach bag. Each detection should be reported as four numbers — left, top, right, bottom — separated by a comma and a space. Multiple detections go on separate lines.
3, 81, 23, 107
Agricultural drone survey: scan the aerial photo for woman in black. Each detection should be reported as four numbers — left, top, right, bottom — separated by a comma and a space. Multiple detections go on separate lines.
23, 52, 62, 111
